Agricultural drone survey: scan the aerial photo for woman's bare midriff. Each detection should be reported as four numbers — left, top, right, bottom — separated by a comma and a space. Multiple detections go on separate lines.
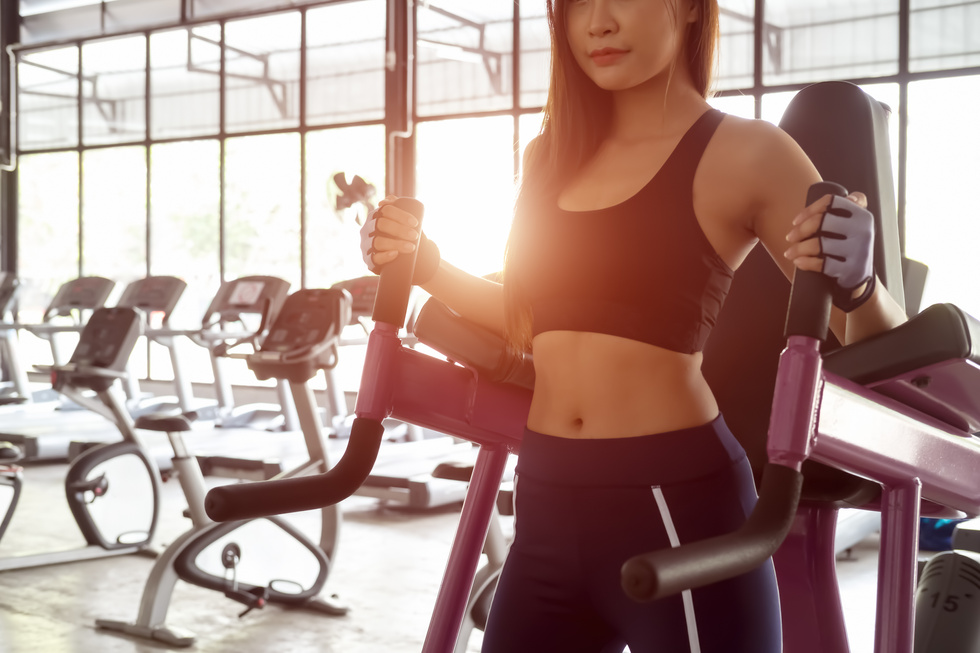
526, 331, 719, 439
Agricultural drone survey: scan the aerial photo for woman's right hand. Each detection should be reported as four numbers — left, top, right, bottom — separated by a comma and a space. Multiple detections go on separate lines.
360, 195, 422, 274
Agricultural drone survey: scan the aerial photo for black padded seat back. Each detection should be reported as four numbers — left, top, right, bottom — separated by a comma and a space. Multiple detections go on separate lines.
779, 81, 906, 310
702, 82, 905, 504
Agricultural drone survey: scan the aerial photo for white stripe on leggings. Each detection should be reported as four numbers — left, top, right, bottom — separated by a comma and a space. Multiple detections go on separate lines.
652, 486, 702, 653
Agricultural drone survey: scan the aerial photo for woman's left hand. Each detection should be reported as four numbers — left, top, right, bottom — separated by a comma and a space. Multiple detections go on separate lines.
783, 190, 876, 311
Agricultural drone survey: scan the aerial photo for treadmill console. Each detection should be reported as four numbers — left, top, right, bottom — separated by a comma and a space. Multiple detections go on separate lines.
247, 288, 353, 384
56, 307, 142, 392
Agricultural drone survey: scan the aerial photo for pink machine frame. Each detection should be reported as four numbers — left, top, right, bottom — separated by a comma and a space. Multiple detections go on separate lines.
368, 310, 980, 653
206, 266, 980, 653
204, 159, 980, 653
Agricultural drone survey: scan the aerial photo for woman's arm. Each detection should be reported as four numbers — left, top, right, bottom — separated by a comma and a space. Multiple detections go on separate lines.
741, 120, 907, 345
420, 261, 506, 336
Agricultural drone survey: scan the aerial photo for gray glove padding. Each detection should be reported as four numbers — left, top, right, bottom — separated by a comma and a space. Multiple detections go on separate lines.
816, 195, 876, 312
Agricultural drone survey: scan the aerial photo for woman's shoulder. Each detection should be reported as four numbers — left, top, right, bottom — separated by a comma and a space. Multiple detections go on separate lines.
715, 113, 803, 158
711, 112, 818, 184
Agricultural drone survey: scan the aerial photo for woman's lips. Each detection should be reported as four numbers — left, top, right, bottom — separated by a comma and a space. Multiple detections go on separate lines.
590, 48, 627, 66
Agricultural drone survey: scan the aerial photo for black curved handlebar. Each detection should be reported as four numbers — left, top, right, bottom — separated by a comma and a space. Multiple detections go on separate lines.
204, 417, 385, 521
203, 197, 426, 523
784, 181, 847, 342
621, 463, 803, 602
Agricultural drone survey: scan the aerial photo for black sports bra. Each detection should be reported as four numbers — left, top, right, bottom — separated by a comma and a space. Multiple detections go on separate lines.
517, 109, 734, 354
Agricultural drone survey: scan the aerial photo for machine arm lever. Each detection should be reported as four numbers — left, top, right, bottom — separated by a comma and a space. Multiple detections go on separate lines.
621, 462, 803, 601
204, 198, 425, 522
205, 417, 385, 521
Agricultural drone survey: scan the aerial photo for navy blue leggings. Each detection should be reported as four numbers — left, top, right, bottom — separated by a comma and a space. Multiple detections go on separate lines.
481, 416, 781, 653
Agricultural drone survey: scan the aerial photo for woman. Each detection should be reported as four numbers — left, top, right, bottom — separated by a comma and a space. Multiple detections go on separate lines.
362, 1, 907, 650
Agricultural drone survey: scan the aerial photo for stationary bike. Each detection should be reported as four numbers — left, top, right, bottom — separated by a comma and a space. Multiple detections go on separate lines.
0, 306, 162, 570
0, 441, 23, 542
97, 287, 352, 647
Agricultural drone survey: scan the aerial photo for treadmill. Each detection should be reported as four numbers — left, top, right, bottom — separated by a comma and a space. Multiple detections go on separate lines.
141, 276, 310, 478
0, 276, 115, 411
0, 273, 43, 406
0, 276, 186, 461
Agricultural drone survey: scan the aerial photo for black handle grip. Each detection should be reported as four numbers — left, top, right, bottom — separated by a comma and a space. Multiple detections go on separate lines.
372, 198, 425, 327
204, 417, 386, 521
621, 463, 803, 602
784, 182, 848, 341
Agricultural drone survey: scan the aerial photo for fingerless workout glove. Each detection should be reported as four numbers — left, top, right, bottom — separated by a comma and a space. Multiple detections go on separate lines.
816, 194, 876, 312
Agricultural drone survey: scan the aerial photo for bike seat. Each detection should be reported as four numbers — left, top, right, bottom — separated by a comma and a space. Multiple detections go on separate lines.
135, 412, 197, 433
0, 441, 23, 463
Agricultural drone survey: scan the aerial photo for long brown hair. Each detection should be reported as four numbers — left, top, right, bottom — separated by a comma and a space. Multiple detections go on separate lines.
502, 0, 720, 351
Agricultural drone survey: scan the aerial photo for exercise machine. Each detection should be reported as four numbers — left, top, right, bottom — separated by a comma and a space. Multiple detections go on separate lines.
0, 275, 115, 413
112, 274, 190, 415
0, 305, 163, 571
174, 275, 293, 430
62, 276, 295, 476
96, 287, 351, 647
327, 174, 472, 510
18, 275, 116, 368
0, 276, 187, 461
203, 82, 980, 653
203, 197, 528, 652
0, 441, 23, 543
0, 273, 36, 406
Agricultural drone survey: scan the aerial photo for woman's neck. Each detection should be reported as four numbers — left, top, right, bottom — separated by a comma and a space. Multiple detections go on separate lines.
608, 72, 708, 143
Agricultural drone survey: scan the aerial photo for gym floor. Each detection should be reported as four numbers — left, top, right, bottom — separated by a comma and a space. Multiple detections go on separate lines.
0, 453, 884, 653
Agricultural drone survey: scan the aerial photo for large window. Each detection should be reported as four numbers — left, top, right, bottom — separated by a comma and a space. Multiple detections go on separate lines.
717, 0, 755, 90
416, 115, 518, 277
224, 12, 301, 133
17, 152, 80, 308
416, 2, 515, 117
18, 46, 80, 150
81, 146, 148, 282
81, 35, 147, 145
910, 0, 980, 72
16, 152, 81, 367
763, 1, 900, 85
9, 0, 980, 385
906, 77, 980, 316
306, 2, 386, 125
148, 139, 222, 316
304, 124, 386, 289
223, 133, 302, 286
150, 25, 222, 140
